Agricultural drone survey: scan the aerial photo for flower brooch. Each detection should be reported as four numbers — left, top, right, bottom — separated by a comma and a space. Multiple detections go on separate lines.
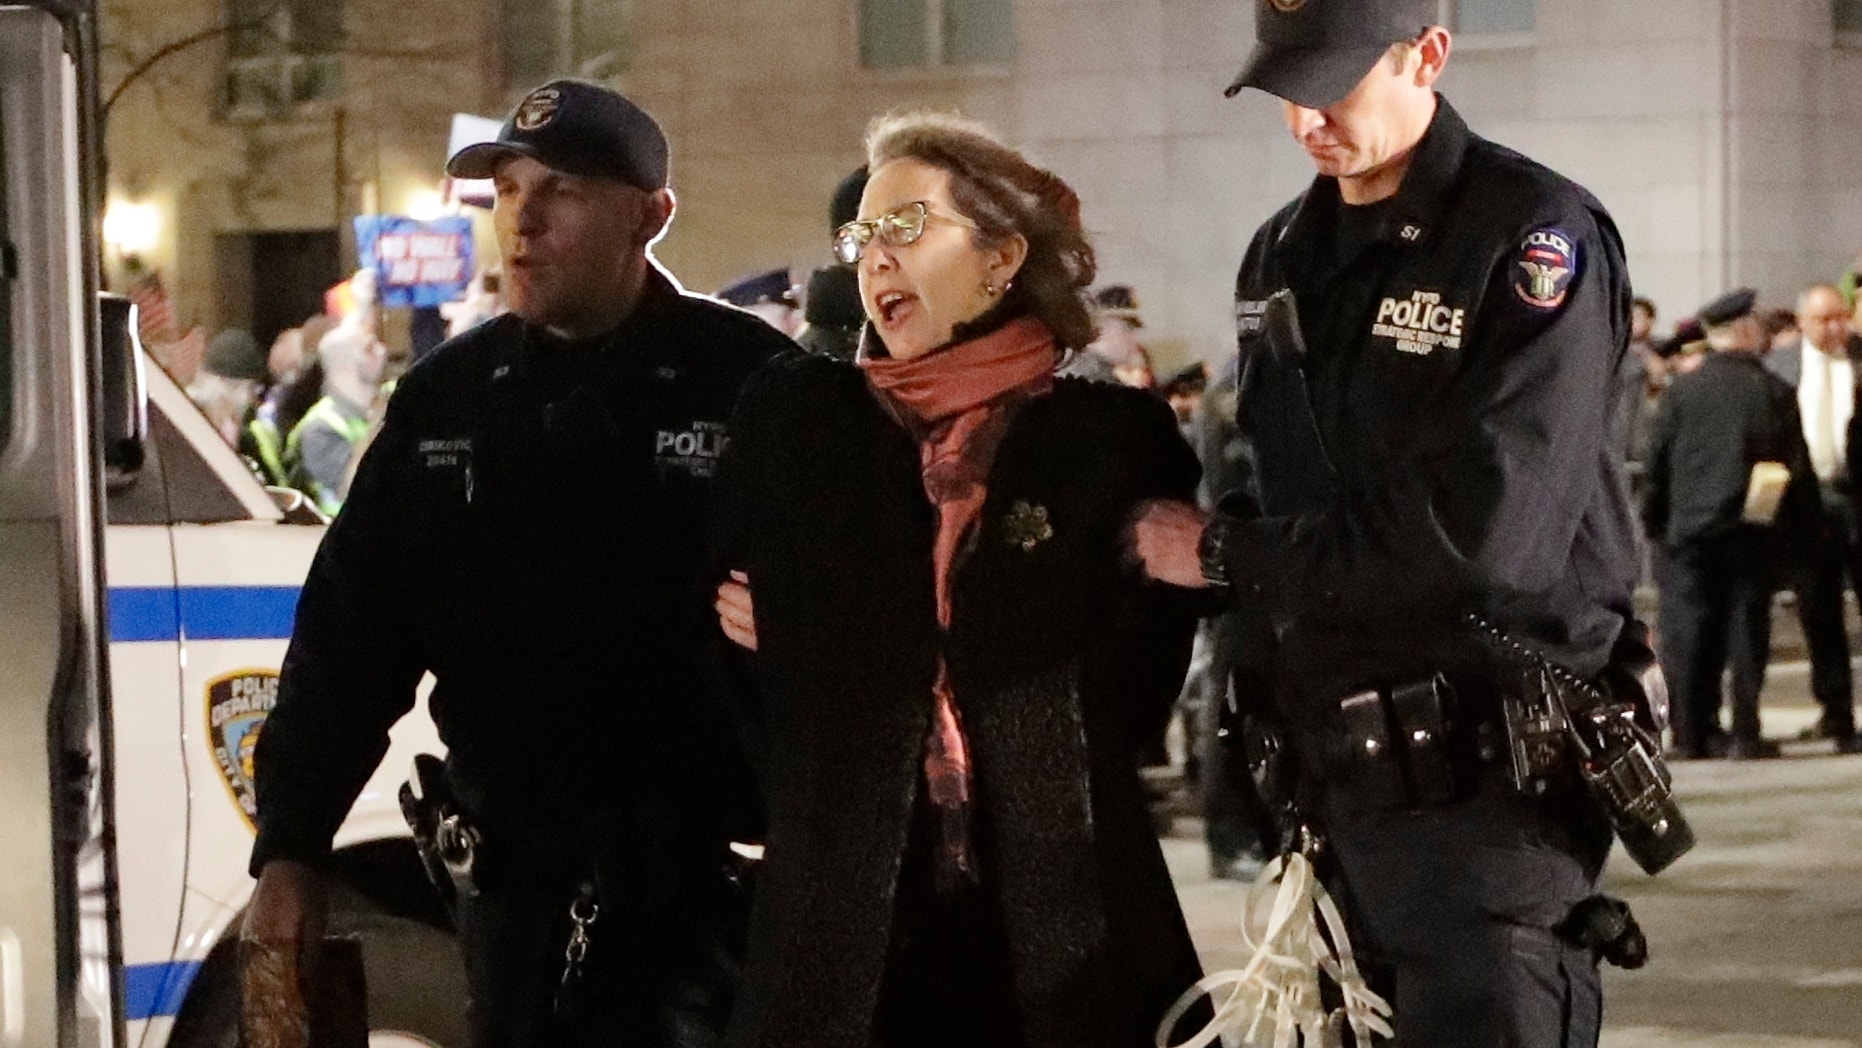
1002, 500, 1054, 552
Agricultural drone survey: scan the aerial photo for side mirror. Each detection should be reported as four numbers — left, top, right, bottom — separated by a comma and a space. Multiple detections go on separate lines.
97, 293, 148, 486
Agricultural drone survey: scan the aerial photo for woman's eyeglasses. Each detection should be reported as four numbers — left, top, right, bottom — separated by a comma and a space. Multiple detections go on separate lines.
833, 201, 978, 265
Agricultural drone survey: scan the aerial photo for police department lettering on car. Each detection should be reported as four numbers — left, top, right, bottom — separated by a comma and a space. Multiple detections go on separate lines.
1372, 289, 1467, 355
206, 669, 280, 827
656, 420, 727, 478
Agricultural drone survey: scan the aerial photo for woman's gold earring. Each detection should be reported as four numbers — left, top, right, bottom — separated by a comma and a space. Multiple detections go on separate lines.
984, 280, 1001, 297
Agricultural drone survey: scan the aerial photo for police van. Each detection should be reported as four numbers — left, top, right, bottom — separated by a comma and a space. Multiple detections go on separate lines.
3, 3, 463, 1044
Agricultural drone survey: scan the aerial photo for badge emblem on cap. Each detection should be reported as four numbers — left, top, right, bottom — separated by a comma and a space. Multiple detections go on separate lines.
1269, 0, 1309, 11
514, 87, 562, 132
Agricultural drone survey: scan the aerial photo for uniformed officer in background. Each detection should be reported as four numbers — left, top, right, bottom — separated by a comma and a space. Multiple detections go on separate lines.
716, 268, 803, 338
1643, 289, 1818, 760
1191, 355, 1272, 880
244, 79, 794, 1047
1129, 2, 1651, 1044
793, 166, 869, 362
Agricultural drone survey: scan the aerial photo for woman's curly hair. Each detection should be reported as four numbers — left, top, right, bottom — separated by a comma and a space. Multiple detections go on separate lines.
864, 111, 1098, 351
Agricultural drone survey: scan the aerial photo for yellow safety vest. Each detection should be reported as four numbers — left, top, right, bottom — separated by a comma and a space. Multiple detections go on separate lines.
284, 397, 371, 514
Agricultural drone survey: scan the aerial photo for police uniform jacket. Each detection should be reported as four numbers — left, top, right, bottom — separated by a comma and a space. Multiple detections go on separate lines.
251, 268, 793, 876
1208, 96, 1639, 728
711, 352, 1205, 1048
1196, 357, 1253, 512
1642, 350, 1817, 548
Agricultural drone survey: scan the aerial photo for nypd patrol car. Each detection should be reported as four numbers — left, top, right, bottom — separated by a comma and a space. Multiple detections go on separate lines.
3, 5, 462, 1045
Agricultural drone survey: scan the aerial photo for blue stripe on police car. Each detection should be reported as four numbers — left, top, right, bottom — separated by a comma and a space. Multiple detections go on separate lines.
108, 587, 300, 643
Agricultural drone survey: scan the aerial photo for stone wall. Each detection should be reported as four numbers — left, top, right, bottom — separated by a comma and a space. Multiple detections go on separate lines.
103, 0, 1862, 364
634, 0, 1862, 369
100, 0, 498, 334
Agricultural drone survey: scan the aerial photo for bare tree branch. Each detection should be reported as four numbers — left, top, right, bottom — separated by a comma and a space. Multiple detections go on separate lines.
104, 2, 284, 116
104, 3, 460, 118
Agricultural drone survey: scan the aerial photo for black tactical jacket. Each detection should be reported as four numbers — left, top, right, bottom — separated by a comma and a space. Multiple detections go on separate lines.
1642, 350, 1817, 547
1207, 97, 1639, 721
251, 268, 792, 873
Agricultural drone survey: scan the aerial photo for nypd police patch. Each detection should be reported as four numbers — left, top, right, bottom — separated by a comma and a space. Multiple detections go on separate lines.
1514, 228, 1579, 311
206, 668, 279, 830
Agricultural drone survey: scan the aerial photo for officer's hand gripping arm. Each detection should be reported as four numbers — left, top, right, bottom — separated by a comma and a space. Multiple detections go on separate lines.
1109, 393, 1210, 749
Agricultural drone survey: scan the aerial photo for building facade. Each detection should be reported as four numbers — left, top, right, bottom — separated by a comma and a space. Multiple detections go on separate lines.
103, 0, 1862, 368
100, 0, 504, 346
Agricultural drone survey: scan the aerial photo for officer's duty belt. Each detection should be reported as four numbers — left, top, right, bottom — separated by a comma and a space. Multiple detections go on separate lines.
1311, 672, 1532, 817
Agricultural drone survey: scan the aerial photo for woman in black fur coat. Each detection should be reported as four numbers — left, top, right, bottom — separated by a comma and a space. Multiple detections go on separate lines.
711, 112, 1209, 1048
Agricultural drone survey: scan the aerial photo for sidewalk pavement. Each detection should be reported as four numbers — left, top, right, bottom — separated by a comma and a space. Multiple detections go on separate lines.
1162, 664, 1862, 1047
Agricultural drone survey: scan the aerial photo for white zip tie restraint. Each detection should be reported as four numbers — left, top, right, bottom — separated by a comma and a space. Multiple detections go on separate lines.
1155, 853, 1393, 1048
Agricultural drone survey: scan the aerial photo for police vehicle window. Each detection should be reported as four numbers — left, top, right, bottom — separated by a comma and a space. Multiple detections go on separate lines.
501, 0, 631, 88
1839, 0, 1862, 37
1448, 0, 1534, 34
146, 404, 250, 524
861, 0, 1014, 69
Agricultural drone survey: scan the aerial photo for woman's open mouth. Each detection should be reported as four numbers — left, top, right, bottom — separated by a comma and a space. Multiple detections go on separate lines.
874, 290, 917, 328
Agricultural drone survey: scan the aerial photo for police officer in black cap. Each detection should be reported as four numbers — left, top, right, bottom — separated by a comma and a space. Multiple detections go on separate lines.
793, 166, 870, 361
1128, 2, 1659, 1044
717, 268, 802, 337
1644, 288, 1818, 760
244, 79, 794, 1047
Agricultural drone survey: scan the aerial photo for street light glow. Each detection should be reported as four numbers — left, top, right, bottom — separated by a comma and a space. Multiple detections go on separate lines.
405, 189, 447, 222
102, 200, 161, 255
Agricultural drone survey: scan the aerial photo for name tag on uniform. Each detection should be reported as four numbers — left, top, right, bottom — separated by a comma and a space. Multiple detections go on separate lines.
1235, 298, 1272, 336
417, 437, 475, 500
654, 421, 727, 478
418, 437, 473, 469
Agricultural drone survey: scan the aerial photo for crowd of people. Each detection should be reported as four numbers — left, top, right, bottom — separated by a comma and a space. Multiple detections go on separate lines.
159, 272, 392, 515
176, 235, 1187, 528
169, 184, 1862, 776
1619, 282, 1862, 761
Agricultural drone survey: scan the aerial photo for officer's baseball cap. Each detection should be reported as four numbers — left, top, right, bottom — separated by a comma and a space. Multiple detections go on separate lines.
447, 79, 668, 191
1697, 288, 1758, 329
830, 167, 871, 234
1092, 285, 1144, 328
1225, 0, 1439, 109
718, 269, 798, 310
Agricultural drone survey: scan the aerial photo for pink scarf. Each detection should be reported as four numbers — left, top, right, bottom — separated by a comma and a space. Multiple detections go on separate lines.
860, 316, 1058, 885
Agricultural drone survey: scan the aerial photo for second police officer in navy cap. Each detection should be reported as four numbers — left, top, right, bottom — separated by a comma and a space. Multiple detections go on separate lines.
243, 79, 797, 1047
1128, 1, 1688, 1044
1643, 289, 1819, 761
717, 268, 804, 339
